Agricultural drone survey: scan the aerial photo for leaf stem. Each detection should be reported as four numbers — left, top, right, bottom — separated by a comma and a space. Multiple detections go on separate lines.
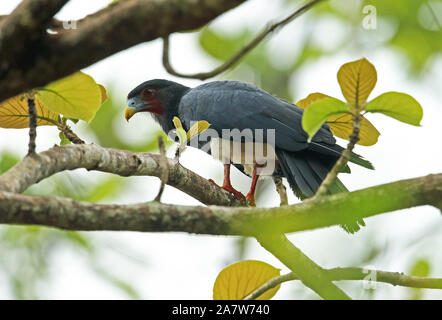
314, 110, 361, 197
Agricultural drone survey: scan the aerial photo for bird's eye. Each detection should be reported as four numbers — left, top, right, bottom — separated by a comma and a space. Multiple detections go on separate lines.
143, 88, 154, 96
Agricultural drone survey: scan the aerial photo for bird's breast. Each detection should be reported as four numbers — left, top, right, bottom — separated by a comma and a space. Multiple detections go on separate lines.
210, 138, 277, 176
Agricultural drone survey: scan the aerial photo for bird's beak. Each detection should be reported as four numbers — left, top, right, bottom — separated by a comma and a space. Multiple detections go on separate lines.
126, 97, 147, 121
125, 107, 136, 122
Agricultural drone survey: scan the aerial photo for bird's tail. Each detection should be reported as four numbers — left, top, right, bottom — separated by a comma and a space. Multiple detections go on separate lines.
276, 149, 365, 233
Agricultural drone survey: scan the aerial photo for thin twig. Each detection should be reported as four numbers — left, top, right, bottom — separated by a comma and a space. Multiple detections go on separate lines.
315, 110, 362, 197
244, 268, 442, 300
56, 120, 85, 144
154, 136, 169, 202
27, 97, 37, 155
273, 177, 288, 206
162, 0, 325, 80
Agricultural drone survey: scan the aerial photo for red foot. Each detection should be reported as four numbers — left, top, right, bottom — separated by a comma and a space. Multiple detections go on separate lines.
208, 179, 244, 200
222, 184, 245, 200
245, 193, 256, 207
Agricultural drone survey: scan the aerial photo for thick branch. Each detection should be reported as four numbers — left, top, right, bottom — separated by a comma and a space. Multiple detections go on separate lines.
0, 144, 241, 207
244, 267, 442, 300
0, 0, 69, 64
0, 162, 440, 235
0, 0, 247, 103
0, 145, 440, 235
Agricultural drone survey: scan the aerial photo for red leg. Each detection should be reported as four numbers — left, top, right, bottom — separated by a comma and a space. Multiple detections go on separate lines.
209, 163, 244, 200
246, 164, 260, 206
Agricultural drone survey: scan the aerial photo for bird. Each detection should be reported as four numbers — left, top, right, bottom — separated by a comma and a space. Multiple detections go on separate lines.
125, 79, 374, 233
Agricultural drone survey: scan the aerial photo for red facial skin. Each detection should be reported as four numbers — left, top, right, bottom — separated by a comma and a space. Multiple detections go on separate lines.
140, 87, 163, 115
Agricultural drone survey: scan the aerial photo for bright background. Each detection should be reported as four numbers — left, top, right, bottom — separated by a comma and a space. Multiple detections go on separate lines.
0, 0, 441, 299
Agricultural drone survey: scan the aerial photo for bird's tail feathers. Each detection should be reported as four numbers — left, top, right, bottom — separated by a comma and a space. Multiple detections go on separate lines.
309, 142, 374, 170
276, 149, 365, 233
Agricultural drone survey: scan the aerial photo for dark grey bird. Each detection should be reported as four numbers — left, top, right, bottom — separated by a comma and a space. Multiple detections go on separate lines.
125, 79, 374, 233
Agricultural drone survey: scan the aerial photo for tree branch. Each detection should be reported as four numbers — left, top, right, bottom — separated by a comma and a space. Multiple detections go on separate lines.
0, 0, 248, 103
154, 136, 168, 202
162, 0, 325, 80
56, 120, 85, 145
27, 97, 37, 155
0, 143, 440, 235
244, 267, 442, 300
0, 144, 241, 207
257, 234, 351, 300
0, 0, 69, 64
273, 176, 288, 206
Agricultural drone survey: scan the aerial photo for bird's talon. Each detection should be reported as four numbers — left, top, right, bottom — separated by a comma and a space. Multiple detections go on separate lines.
246, 194, 256, 207
208, 179, 245, 201
222, 185, 245, 200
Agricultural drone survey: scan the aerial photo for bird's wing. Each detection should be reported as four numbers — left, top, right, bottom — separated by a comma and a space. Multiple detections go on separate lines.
178, 81, 335, 152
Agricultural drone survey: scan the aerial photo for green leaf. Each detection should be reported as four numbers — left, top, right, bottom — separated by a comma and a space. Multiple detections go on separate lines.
337, 58, 377, 108
366, 91, 423, 126
409, 259, 430, 277
213, 260, 281, 300
59, 132, 71, 146
36, 72, 104, 122
298, 92, 380, 146
301, 97, 349, 141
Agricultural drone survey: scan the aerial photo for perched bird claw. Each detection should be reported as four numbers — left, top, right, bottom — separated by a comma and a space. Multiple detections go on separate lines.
245, 194, 256, 207
209, 179, 245, 201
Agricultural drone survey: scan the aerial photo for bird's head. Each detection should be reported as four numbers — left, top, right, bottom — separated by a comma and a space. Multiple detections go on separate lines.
125, 79, 188, 122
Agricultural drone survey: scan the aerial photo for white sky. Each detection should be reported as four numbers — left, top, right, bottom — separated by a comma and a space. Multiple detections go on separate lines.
0, 0, 441, 299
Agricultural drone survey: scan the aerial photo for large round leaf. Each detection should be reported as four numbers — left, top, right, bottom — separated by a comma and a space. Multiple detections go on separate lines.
213, 260, 281, 300
301, 97, 349, 141
366, 91, 423, 126
298, 92, 380, 146
0, 94, 58, 129
337, 58, 377, 108
36, 72, 103, 122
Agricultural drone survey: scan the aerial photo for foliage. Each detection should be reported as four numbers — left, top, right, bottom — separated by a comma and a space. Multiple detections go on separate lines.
213, 260, 281, 300
287, 0, 442, 74
300, 58, 423, 141
172, 116, 211, 154
0, 72, 107, 130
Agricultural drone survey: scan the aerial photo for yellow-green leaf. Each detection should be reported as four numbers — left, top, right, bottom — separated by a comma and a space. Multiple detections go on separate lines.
36, 72, 103, 122
173, 116, 187, 150
0, 94, 58, 129
172, 116, 183, 129
98, 84, 108, 104
297, 92, 331, 109
213, 260, 281, 300
326, 113, 380, 146
409, 259, 430, 278
297, 93, 380, 146
337, 58, 377, 108
187, 120, 211, 140
366, 91, 423, 126
176, 127, 187, 148
301, 97, 349, 141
